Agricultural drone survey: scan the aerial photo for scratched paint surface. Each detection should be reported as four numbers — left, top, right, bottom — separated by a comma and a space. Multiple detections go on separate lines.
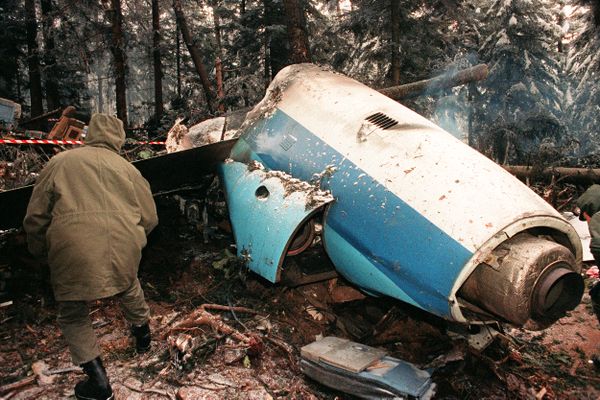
228, 64, 578, 320
232, 111, 472, 318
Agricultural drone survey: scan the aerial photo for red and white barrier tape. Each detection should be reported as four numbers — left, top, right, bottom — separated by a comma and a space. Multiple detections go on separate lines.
0, 139, 165, 145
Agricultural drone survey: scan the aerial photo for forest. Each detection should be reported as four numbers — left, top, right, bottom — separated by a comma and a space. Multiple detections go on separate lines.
1, 1, 600, 399
1, 0, 599, 166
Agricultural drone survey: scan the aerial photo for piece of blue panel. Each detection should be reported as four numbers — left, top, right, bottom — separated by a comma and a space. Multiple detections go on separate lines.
219, 161, 333, 282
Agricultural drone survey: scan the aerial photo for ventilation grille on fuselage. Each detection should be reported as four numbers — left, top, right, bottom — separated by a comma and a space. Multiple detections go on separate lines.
365, 112, 398, 130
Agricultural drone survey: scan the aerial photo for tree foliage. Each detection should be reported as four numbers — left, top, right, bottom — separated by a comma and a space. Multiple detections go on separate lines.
1, 0, 599, 167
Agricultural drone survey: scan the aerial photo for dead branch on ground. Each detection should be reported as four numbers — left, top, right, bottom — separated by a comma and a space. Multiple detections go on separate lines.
0, 376, 36, 395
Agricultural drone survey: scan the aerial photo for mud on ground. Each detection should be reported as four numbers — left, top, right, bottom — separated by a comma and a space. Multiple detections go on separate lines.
0, 196, 599, 400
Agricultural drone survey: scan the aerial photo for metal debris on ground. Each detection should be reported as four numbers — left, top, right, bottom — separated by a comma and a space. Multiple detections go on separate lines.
300, 336, 435, 400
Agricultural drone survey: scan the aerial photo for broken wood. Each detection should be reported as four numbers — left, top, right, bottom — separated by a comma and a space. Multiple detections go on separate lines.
165, 304, 261, 342
504, 165, 600, 184
378, 63, 488, 100
164, 303, 265, 370
0, 376, 36, 395
264, 336, 299, 372
0, 390, 16, 400
215, 57, 225, 114
43, 366, 80, 375
123, 382, 175, 400
18, 108, 61, 127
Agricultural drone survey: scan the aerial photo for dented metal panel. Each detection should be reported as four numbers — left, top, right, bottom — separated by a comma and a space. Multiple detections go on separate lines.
218, 160, 333, 282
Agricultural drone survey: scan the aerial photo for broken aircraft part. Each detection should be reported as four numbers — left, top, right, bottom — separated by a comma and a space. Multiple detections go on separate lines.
300, 336, 435, 400
459, 233, 584, 329
0, 98, 21, 130
223, 63, 584, 329
0, 139, 237, 230
219, 159, 333, 282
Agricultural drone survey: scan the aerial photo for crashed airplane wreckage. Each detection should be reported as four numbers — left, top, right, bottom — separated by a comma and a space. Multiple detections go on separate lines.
220, 64, 584, 331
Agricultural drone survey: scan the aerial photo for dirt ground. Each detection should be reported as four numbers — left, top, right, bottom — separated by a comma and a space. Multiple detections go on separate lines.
1, 196, 599, 400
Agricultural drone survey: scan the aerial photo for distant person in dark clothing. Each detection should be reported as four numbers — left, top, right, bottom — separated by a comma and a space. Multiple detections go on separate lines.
576, 185, 600, 324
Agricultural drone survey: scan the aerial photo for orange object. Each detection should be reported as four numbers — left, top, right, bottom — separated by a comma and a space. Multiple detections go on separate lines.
47, 107, 84, 140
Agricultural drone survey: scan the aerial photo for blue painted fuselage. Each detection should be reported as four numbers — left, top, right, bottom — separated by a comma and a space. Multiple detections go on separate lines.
231, 109, 473, 319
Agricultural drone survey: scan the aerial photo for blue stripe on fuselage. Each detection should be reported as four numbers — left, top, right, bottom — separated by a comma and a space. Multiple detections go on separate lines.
230, 109, 473, 318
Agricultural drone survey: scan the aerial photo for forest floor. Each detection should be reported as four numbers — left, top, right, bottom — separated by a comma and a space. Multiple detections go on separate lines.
0, 196, 599, 400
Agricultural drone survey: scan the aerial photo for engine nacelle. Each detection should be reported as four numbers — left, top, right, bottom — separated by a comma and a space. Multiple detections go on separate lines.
220, 64, 584, 329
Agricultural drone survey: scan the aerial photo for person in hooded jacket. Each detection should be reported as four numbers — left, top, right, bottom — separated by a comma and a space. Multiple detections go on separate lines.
575, 184, 600, 325
23, 113, 158, 400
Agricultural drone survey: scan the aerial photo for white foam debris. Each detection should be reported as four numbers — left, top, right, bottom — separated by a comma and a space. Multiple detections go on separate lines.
165, 118, 191, 153
247, 160, 265, 171
311, 164, 337, 185
263, 167, 334, 209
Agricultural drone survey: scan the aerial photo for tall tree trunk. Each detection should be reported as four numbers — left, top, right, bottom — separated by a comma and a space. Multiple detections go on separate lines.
211, 1, 225, 112
25, 0, 44, 117
107, 0, 128, 128
263, 25, 271, 89
239, 0, 250, 105
40, 0, 60, 110
390, 0, 401, 85
282, 0, 312, 64
152, 0, 164, 120
263, 0, 290, 79
211, 0, 223, 56
176, 21, 181, 97
173, 0, 216, 113
97, 73, 104, 113
215, 57, 225, 112
16, 65, 23, 101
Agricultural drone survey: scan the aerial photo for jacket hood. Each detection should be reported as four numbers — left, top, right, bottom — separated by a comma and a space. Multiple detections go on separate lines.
577, 184, 600, 220
86, 113, 125, 152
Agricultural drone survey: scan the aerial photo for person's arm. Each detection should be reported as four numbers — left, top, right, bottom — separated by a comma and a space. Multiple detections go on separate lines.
23, 165, 55, 259
134, 175, 158, 236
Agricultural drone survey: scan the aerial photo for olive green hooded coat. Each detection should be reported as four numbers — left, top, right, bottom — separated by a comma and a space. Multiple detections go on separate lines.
23, 114, 158, 301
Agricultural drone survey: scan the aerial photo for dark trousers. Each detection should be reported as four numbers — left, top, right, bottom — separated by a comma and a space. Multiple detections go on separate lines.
57, 278, 150, 365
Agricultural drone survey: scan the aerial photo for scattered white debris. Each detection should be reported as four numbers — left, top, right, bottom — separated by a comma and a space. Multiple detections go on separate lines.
165, 118, 191, 153
247, 160, 265, 171
262, 167, 334, 209
187, 117, 226, 147
305, 305, 324, 321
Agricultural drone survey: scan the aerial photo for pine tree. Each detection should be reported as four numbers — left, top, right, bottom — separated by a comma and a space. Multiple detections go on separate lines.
0, 0, 26, 102
566, 1, 600, 157
473, 0, 566, 165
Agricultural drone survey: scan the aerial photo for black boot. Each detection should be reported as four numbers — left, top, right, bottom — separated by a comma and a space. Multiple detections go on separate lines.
74, 357, 113, 400
131, 323, 151, 353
